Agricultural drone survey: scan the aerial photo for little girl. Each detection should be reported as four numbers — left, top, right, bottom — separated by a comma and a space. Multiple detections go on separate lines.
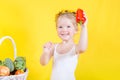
40, 9, 88, 80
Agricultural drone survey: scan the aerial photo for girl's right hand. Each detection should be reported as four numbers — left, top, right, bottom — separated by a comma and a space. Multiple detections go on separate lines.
43, 42, 54, 54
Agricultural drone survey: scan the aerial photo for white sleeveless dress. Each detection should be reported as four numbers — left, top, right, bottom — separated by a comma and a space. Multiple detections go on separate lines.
51, 44, 78, 80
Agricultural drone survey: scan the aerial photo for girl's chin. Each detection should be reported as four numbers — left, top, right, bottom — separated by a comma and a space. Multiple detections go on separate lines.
61, 38, 70, 41
59, 36, 71, 41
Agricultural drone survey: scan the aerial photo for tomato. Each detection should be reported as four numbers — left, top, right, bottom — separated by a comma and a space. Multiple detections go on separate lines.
80, 17, 86, 24
76, 8, 86, 25
15, 70, 24, 75
0, 66, 10, 76
77, 9, 83, 18
76, 9, 84, 23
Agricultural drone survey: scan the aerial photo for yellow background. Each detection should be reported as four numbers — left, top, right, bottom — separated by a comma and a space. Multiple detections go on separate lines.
0, 0, 120, 80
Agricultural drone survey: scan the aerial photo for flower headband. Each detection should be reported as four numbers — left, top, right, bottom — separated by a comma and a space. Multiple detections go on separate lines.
56, 9, 86, 25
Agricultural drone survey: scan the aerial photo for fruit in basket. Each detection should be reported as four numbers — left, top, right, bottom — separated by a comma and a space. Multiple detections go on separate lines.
0, 66, 10, 76
15, 70, 24, 75
3, 58, 14, 72
14, 57, 26, 71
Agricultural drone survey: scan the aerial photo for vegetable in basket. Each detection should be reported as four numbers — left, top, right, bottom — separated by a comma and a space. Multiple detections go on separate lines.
0, 65, 10, 76
3, 58, 14, 72
0, 57, 26, 76
0, 60, 10, 76
14, 57, 26, 71
15, 70, 24, 75
0, 60, 2, 65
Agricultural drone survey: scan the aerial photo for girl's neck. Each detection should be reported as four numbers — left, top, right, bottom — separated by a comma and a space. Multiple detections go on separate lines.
61, 39, 74, 46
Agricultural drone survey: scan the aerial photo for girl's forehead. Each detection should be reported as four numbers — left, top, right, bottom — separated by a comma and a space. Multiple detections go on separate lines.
57, 17, 72, 24
57, 20, 73, 27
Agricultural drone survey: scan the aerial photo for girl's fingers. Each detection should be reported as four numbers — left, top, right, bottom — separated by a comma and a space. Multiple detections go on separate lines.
83, 12, 88, 26
43, 42, 53, 49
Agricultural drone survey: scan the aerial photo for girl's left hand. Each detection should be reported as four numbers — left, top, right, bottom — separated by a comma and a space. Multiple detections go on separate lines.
81, 12, 88, 27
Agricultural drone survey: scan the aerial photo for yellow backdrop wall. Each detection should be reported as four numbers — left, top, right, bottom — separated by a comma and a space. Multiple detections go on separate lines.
0, 0, 120, 80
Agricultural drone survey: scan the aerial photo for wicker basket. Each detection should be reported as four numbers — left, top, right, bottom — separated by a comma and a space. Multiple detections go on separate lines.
0, 36, 28, 80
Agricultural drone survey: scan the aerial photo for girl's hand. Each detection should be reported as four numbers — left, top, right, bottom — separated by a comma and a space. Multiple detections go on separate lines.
81, 12, 88, 27
43, 42, 54, 54
40, 42, 54, 65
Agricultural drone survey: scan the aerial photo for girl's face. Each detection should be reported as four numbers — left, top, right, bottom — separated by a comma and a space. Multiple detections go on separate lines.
57, 17, 76, 41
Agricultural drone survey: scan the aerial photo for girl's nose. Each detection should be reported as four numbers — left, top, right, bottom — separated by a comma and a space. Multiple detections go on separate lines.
62, 27, 67, 31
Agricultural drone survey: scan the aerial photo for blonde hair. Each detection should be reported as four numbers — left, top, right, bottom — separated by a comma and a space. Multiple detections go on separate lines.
56, 10, 78, 31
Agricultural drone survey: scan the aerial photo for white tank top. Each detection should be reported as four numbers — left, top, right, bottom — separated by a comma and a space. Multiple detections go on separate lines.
51, 44, 78, 80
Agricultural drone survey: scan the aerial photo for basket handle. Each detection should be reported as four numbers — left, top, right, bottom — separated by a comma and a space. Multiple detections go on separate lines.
0, 36, 17, 59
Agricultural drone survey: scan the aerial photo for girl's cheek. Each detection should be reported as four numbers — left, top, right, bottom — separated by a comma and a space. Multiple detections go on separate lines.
57, 29, 61, 33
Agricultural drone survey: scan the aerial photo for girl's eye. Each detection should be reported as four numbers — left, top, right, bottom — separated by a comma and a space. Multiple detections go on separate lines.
58, 26, 63, 28
67, 26, 71, 28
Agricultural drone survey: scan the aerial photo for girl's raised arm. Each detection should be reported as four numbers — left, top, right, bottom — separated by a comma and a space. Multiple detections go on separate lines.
76, 13, 88, 53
